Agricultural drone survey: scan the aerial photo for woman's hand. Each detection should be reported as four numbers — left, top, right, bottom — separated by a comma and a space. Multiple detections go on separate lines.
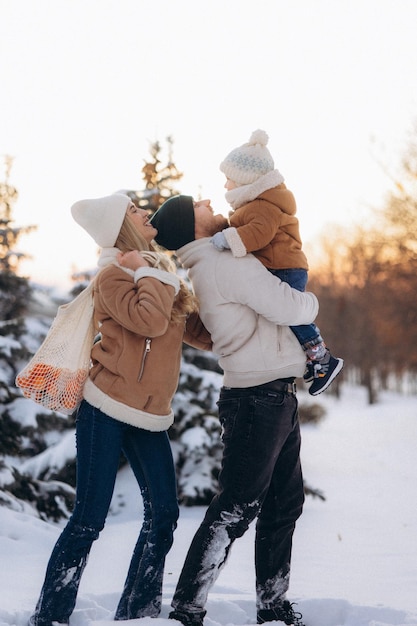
117, 250, 150, 270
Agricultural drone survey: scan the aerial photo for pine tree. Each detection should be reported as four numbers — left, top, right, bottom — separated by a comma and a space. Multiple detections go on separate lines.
125, 136, 183, 215
0, 155, 35, 445
0, 156, 75, 521
0, 155, 35, 317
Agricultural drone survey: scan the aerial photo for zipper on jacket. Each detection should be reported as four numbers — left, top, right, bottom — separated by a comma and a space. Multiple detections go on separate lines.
138, 338, 151, 381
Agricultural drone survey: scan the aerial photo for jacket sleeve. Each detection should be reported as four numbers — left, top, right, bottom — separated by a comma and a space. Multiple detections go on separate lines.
226, 200, 283, 256
217, 254, 319, 327
183, 312, 213, 351
96, 267, 176, 337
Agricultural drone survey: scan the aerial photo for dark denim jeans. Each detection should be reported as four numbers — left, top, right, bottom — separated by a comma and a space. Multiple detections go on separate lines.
270, 268, 323, 348
30, 400, 179, 625
171, 383, 304, 621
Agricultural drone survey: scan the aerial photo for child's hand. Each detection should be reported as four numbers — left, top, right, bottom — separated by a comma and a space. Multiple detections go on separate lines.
210, 232, 230, 251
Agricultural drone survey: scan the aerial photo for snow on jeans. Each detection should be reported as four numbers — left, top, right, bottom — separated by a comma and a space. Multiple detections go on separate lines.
171, 383, 305, 621
30, 400, 179, 625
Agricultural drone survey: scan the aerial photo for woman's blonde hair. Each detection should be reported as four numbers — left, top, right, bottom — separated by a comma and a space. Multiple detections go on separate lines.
115, 213, 198, 323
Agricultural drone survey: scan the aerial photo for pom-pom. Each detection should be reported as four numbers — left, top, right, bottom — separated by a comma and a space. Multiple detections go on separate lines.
249, 129, 269, 147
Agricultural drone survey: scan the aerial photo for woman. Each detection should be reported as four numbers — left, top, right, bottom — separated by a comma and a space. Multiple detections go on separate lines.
29, 194, 211, 625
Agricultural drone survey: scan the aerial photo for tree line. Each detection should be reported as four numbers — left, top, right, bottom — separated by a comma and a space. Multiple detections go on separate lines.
306, 129, 417, 403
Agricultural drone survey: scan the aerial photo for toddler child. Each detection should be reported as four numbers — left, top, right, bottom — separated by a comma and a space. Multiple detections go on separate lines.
211, 129, 343, 395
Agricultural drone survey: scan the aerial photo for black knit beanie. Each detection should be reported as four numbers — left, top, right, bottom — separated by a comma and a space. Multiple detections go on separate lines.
150, 195, 195, 250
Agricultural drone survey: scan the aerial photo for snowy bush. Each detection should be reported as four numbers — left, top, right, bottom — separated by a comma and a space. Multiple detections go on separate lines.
169, 355, 223, 506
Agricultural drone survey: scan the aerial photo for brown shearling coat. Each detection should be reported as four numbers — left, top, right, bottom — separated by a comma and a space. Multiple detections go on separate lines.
228, 184, 309, 270
84, 264, 211, 430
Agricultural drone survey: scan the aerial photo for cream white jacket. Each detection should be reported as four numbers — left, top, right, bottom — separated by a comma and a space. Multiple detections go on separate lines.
177, 239, 319, 387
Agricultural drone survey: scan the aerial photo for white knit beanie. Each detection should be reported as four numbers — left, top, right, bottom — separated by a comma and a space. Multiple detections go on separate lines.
220, 129, 277, 185
71, 194, 130, 247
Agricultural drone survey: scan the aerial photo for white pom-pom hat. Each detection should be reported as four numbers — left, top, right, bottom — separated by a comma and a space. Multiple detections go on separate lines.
220, 129, 276, 185
71, 193, 130, 248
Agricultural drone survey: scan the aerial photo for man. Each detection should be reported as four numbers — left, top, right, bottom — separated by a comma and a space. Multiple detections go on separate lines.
150, 196, 319, 626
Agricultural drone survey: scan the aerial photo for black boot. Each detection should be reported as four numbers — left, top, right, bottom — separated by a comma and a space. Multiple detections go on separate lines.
169, 609, 205, 626
257, 600, 305, 625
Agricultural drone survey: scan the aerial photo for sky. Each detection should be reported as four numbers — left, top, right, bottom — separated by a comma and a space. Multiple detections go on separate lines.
1, 384, 416, 625
1, 0, 417, 289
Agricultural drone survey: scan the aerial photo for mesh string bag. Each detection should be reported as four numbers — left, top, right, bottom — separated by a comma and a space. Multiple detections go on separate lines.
16, 281, 96, 415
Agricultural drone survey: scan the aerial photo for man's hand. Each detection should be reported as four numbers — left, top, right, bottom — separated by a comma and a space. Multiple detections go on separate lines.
210, 232, 230, 251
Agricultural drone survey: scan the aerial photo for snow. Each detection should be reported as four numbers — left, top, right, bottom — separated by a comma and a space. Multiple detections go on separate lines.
19, 430, 76, 479
1, 384, 416, 626
0, 336, 21, 357
7, 398, 43, 429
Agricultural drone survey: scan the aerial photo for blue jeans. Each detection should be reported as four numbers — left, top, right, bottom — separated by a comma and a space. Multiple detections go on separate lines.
270, 268, 323, 348
171, 381, 305, 620
30, 400, 179, 625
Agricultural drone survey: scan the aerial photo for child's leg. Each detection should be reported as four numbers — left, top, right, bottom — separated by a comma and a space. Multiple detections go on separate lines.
269, 268, 343, 395
270, 269, 325, 357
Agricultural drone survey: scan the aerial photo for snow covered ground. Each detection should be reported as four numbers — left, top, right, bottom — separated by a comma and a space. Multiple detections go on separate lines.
1, 384, 416, 626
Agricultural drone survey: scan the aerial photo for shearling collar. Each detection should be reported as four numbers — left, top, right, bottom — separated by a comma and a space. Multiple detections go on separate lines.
98, 247, 120, 267
225, 169, 284, 210
97, 247, 168, 278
